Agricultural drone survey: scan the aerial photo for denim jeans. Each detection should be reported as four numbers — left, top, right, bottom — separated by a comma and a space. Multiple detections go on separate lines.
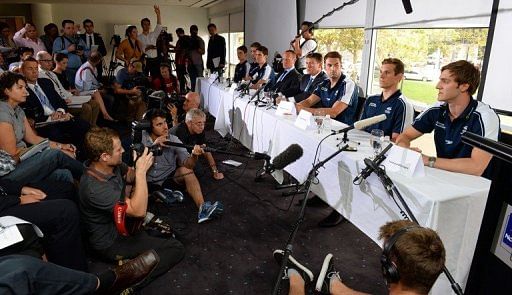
2, 149, 84, 184
0, 255, 97, 295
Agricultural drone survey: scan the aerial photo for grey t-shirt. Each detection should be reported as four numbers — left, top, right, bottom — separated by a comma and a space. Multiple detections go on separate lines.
0, 101, 27, 149
79, 162, 129, 250
141, 131, 190, 185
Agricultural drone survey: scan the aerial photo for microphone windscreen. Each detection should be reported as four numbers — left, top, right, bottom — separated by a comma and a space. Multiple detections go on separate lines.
272, 144, 304, 170
353, 114, 387, 130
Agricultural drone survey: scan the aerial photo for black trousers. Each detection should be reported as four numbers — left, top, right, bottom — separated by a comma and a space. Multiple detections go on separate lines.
97, 231, 185, 283
37, 117, 90, 159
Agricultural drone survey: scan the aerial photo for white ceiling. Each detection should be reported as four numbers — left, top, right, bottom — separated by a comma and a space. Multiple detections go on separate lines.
0, 0, 225, 7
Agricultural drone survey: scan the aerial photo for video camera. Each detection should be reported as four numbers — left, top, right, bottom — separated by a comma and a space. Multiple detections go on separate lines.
159, 27, 173, 44
110, 34, 121, 47
130, 121, 163, 157
146, 90, 184, 111
272, 52, 284, 74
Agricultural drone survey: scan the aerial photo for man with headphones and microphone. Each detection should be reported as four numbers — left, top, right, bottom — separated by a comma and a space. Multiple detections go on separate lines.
273, 220, 446, 294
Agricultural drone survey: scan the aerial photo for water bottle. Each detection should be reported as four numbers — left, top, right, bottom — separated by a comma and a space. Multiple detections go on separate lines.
322, 115, 331, 133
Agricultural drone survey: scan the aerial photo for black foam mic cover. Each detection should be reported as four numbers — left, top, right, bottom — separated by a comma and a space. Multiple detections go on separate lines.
271, 144, 304, 170
402, 0, 413, 14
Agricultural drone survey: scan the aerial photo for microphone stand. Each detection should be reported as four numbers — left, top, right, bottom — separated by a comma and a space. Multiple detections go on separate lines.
359, 149, 463, 295
272, 144, 350, 295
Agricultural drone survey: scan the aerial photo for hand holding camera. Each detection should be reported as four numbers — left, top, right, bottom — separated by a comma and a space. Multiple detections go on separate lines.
133, 147, 154, 175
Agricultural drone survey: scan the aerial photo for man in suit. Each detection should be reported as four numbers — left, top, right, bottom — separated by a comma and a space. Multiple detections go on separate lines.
265, 50, 301, 98
206, 23, 226, 75
295, 53, 327, 102
20, 58, 90, 154
80, 19, 107, 78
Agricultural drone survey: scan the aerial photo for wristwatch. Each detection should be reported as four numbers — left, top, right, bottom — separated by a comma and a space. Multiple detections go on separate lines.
428, 156, 437, 168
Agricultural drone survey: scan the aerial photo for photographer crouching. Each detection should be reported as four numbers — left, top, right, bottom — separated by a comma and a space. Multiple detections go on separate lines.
112, 58, 148, 121
79, 127, 185, 286
138, 108, 224, 223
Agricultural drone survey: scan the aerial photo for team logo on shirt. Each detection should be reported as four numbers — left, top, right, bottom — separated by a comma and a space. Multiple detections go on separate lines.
445, 140, 453, 145
435, 121, 445, 129
321, 86, 328, 91
460, 125, 468, 135
369, 102, 377, 107
385, 107, 392, 114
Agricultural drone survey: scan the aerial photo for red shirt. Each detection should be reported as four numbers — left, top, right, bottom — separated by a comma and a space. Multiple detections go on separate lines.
152, 76, 179, 94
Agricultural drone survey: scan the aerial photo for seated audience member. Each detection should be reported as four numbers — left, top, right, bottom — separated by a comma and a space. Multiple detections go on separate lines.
19, 58, 90, 154
142, 109, 224, 223
233, 45, 251, 83
0, 71, 84, 185
36, 51, 100, 125
296, 51, 359, 125
116, 26, 144, 67
172, 108, 223, 180
0, 251, 158, 295
13, 22, 46, 56
360, 58, 414, 140
0, 22, 17, 65
396, 60, 500, 177
0, 54, 6, 74
289, 52, 327, 103
291, 21, 318, 74
168, 91, 200, 127
250, 45, 274, 89
151, 62, 179, 94
74, 51, 115, 121
79, 127, 185, 282
274, 220, 445, 295
265, 50, 301, 98
52, 20, 89, 87
40, 23, 59, 55
8, 46, 33, 72
112, 58, 147, 121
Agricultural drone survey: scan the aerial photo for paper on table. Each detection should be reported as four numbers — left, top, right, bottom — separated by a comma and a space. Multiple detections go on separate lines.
67, 95, 91, 107
383, 144, 425, 177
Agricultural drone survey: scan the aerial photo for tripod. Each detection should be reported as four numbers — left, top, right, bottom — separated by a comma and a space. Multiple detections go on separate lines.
107, 35, 123, 83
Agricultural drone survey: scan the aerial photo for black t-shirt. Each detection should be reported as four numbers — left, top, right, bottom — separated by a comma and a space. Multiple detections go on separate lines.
54, 71, 70, 90
174, 123, 205, 152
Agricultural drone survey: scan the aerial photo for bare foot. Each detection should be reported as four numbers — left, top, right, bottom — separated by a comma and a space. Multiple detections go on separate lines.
103, 113, 116, 121
213, 171, 224, 180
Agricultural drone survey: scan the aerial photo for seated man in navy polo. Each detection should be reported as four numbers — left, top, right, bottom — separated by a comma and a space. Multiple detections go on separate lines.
264, 50, 301, 98
249, 45, 274, 90
360, 58, 414, 141
295, 51, 358, 125
396, 60, 500, 177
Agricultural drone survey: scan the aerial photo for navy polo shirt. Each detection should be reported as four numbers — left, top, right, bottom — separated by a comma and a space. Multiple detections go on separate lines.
251, 63, 274, 84
361, 90, 413, 136
234, 61, 250, 83
412, 99, 500, 159
312, 74, 359, 125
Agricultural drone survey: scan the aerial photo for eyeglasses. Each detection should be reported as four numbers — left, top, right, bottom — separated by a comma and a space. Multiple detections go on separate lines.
192, 121, 206, 126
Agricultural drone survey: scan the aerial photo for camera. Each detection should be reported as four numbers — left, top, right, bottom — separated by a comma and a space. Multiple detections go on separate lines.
130, 120, 163, 157
76, 44, 84, 51
272, 52, 284, 74
159, 27, 173, 43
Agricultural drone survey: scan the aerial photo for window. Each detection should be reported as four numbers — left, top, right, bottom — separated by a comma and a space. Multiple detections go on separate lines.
314, 28, 365, 85
369, 28, 489, 107
220, 32, 244, 78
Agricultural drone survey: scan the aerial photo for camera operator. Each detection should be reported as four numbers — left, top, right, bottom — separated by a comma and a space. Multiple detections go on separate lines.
112, 58, 147, 121
291, 21, 317, 74
139, 5, 163, 77
53, 20, 88, 87
142, 109, 224, 223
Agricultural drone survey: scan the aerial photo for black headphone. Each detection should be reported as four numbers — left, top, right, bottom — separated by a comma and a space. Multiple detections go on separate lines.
380, 225, 421, 284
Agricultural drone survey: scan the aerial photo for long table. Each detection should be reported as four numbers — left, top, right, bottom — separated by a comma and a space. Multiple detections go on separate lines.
199, 78, 490, 294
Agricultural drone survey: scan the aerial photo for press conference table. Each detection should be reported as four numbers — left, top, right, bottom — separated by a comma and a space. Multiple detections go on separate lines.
198, 78, 490, 294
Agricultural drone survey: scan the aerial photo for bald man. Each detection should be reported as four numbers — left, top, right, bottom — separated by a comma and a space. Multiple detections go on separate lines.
168, 92, 200, 127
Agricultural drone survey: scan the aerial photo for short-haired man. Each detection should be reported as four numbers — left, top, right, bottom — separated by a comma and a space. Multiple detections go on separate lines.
112, 58, 147, 121
265, 50, 301, 98
189, 24, 205, 90
206, 23, 226, 74
80, 19, 107, 77
274, 220, 446, 295
168, 91, 200, 127
173, 28, 192, 93
250, 45, 274, 90
151, 62, 179, 94
40, 23, 59, 55
396, 60, 500, 177
293, 52, 327, 103
139, 5, 163, 77
36, 50, 100, 126
360, 58, 414, 141
53, 20, 88, 87
142, 109, 224, 223
296, 51, 359, 125
233, 45, 250, 83
8, 46, 34, 73
79, 127, 185, 283
291, 21, 318, 74
173, 108, 224, 180
13, 22, 47, 55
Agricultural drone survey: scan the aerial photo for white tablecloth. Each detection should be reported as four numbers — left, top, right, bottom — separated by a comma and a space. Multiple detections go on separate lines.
198, 78, 490, 294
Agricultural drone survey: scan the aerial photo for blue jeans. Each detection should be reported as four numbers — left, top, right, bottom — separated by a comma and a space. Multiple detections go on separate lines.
2, 149, 84, 184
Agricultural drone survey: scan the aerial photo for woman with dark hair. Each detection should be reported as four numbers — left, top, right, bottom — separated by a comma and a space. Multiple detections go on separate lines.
115, 25, 144, 66
0, 71, 83, 185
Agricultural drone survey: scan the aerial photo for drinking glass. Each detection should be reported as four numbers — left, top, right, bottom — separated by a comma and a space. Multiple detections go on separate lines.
370, 129, 385, 158
314, 110, 325, 134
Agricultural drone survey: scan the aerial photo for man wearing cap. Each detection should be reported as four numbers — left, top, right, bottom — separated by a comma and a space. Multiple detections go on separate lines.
112, 58, 147, 121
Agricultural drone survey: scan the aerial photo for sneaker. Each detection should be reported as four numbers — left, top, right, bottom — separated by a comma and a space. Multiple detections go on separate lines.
153, 189, 184, 206
197, 201, 224, 223
315, 253, 341, 294
273, 249, 314, 282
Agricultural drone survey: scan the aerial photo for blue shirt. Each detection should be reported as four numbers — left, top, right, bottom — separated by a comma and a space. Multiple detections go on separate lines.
361, 90, 413, 136
52, 36, 89, 69
312, 74, 358, 125
412, 99, 500, 159
251, 63, 274, 85
234, 60, 250, 83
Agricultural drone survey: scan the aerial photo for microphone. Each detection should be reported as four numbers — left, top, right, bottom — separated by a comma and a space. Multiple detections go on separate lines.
249, 82, 267, 102
462, 132, 512, 164
331, 114, 387, 135
353, 143, 393, 184
162, 141, 271, 160
402, 0, 413, 14
255, 144, 304, 181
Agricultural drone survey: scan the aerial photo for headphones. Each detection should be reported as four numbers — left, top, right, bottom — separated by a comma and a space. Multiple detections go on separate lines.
380, 225, 421, 284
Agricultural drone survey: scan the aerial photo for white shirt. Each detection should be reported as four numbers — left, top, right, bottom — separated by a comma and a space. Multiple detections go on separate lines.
138, 24, 163, 59
75, 61, 100, 92
39, 68, 72, 99
27, 82, 54, 116
85, 33, 95, 49
297, 39, 317, 69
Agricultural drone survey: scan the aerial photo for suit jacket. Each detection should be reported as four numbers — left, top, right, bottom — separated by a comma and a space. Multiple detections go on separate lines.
79, 33, 107, 57
294, 71, 328, 102
265, 68, 302, 98
22, 78, 68, 123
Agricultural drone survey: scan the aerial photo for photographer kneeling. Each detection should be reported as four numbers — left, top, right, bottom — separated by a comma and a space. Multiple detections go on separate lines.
79, 127, 185, 284
141, 108, 224, 223
112, 58, 147, 121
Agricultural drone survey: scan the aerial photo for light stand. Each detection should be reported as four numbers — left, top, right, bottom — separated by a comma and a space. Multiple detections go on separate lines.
355, 144, 463, 295
272, 144, 350, 295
